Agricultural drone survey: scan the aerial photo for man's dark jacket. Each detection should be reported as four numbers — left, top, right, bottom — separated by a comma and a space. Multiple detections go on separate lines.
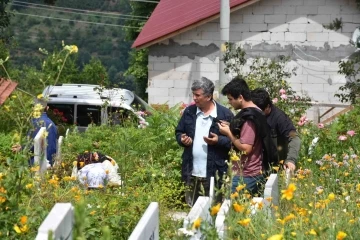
175, 102, 233, 184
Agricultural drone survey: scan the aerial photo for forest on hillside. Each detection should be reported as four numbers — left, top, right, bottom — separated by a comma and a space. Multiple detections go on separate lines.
4, 0, 149, 92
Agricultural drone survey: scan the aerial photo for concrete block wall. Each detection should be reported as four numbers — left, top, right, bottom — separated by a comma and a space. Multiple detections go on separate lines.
147, 0, 359, 107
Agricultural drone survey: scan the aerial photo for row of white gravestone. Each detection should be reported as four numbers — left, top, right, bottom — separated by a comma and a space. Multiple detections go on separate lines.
180, 174, 280, 240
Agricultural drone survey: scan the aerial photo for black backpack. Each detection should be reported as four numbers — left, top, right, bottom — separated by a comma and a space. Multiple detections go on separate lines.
230, 107, 279, 172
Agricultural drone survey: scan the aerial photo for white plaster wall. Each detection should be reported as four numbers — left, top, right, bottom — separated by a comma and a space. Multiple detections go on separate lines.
147, 0, 358, 119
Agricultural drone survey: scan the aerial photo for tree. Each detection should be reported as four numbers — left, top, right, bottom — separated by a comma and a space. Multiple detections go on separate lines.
124, 1, 157, 100
0, 0, 12, 43
79, 57, 109, 85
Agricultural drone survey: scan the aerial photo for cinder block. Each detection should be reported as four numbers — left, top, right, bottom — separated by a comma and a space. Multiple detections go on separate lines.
148, 63, 154, 71
296, 6, 318, 14
286, 15, 308, 23
173, 96, 192, 105
152, 79, 174, 88
307, 32, 329, 41
325, 0, 348, 5
291, 83, 302, 92
197, 63, 218, 72
341, 5, 359, 13
285, 32, 306, 42
230, 13, 243, 23
230, 31, 242, 41
265, 14, 286, 23
243, 32, 271, 41
147, 87, 169, 96
281, 0, 305, 6
274, 6, 296, 14
181, 31, 202, 40
318, 6, 341, 14
304, 0, 326, 5
259, 0, 282, 5
169, 88, 191, 97
243, 15, 265, 24
305, 23, 324, 32
230, 23, 250, 32
150, 96, 173, 105
175, 63, 197, 72
169, 56, 182, 63
250, 24, 268, 32
308, 14, 331, 24
149, 56, 169, 62
329, 32, 351, 42
307, 74, 330, 84
149, 71, 170, 80
252, 6, 274, 14
268, 24, 289, 32
271, 32, 285, 41
302, 83, 324, 92
289, 23, 307, 32
352, 14, 360, 23
168, 71, 191, 81
201, 31, 220, 41
174, 79, 192, 88
154, 63, 175, 71
200, 23, 219, 32
341, 23, 359, 33
289, 74, 308, 83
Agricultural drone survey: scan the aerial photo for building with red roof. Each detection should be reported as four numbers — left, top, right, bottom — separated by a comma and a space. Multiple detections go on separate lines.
133, 0, 358, 113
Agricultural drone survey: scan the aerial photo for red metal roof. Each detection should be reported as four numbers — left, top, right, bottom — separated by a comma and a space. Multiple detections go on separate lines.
0, 78, 18, 105
132, 0, 253, 48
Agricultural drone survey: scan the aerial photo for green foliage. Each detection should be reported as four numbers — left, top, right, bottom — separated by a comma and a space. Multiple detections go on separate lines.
125, 48, 149, 99
323, 18, 343, 31
335, 58, 360, 104
79, 57, 109, 86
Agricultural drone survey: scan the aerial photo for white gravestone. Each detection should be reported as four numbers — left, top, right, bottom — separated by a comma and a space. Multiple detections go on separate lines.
264, 174, 279, 208
215, 199, 230, 239
33, 127, 48, 173
65, 128, 70, 138
209, 177, 214, 204
128, 202, 159, 240
35, 203, 74, 240
54, 136, 64, 167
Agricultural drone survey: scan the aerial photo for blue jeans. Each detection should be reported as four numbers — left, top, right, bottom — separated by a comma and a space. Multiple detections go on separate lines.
232, 175, 265, 196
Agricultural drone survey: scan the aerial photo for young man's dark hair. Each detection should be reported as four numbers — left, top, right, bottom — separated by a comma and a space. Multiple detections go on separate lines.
221, 76, 251, 101
251, 88, 272, 111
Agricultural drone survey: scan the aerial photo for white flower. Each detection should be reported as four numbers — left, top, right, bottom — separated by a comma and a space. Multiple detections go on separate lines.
87, 204, 92, 209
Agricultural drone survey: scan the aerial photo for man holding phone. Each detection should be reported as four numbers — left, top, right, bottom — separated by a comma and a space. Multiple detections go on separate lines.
175, 77, 233, 206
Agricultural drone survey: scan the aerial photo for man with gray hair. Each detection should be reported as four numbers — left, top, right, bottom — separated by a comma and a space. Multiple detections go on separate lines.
175, 77, 233, 206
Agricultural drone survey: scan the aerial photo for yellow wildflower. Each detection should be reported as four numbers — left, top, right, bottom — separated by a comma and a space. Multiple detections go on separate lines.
230, 192, 239, 199
32, 111, 41, 119
210, 203, 221, 216
13, 224, 21, 234
236, 184, 246, 192
238, 218, 251, 227
105, 170, 109, 175
70, 45, 78, 53
90, 210, 96, 215
272, 166, 279, 172
30, 166, 40, 172
111, 160, 116, 166
192, 217, 201, 230
25, 184, 33, 189
98, 184, 104, 189
4, 105, 10, 111
309, 229, 317, 235
74, 195, 81, 201
73, 161, 77, 167
291, 232, 297, 236
20, 216, 27, 225
349, 219, 355, 224
267, 234, 283, 240
33, 103, 43, 112
79, 162, 85, 168
20, 225, 28, 233
281, 183, 296, 200
0, 196, 6, 203
328, 193, 335, 201
336, 231, 347, 240
233, 203, 245, 213
11, 95, 17, 99
37, 94, 43, 99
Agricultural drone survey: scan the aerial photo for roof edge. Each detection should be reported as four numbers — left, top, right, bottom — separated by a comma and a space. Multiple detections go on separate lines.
133, 0, 259, 49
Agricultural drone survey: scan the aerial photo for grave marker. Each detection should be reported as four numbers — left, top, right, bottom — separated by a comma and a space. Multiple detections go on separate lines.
35, 203, 74, 240
33, 127, 48, 173
128, 202, 159, 240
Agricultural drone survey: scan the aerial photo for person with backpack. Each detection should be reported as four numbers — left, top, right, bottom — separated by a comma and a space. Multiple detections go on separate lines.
251, 88, 300, 172
218, 77, 278, 196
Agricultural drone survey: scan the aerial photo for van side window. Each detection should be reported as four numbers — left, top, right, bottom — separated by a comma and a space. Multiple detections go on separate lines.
108, 107, 136, 126
47, 104, 74, 124
77, 105, 101, 127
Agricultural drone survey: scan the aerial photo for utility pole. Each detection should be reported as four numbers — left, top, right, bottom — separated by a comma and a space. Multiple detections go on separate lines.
219, 0, 230, 102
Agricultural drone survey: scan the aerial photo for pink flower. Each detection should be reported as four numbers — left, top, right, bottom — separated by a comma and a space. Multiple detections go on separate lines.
317, 123, 324, 129
338, 135, 347, 141
298, 121, 305, 126
272, 98, 278, 104
300, 116, 308, 122
280, 94, 287, 100
347, 130, 356, 137
279, 89, 286, 95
